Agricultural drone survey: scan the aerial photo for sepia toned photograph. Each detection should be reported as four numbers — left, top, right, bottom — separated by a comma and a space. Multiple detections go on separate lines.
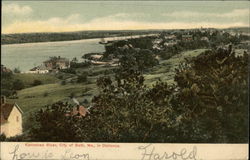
1, 0, 249, 144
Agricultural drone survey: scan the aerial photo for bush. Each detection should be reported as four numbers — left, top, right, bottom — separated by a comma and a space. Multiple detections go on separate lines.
61, 80, 66, 85
32, 79, 42, 86
43, 92, 49, 97
12, 79, 24, 90
0, 134, 6, 141
57, 75, 63, 79
77, 72, 88, 83
61, 68, 76, 74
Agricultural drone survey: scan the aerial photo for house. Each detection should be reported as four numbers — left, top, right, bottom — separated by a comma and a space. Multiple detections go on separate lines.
43, 56, 70, 70
164, 35, 177, 40
182, 35, 193, 41
153, 38, 163, 44
201, 36, 209, 42
164, 41, 177, 47
0, 96, 23, 138
1, 65, 12, 73
90, 55, 103, 60
72, 106, 89, 117
65, 105, 89, 118
25, 65, 49, 74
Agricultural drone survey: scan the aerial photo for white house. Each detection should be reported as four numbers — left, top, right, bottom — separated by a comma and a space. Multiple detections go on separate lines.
1, 96, 23, 138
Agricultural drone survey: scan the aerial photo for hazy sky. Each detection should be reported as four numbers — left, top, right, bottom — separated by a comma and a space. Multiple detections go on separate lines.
2, 1, 249, 33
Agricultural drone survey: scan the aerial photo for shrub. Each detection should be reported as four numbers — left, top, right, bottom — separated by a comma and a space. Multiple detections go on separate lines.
61, 80, 66, 85
12, 79, 24, 90
43, 92, 49, 97
77, 72, 88, 83
58, 75, 63, 79
32, 79, 42, 86
61, 68, 76, 74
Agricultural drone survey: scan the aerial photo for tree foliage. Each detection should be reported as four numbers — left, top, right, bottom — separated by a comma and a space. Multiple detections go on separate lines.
25, 47, 248, 143
172, 47, 248, 142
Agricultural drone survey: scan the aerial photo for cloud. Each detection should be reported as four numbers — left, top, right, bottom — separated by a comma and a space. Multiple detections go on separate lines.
3, 3, 33, 15
217, 9, 249, 18
162, 9, 249, 18
3, 14, 82, 33
2, 13, 248, 34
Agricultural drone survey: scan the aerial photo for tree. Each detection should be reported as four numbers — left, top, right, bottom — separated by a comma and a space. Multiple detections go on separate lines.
28, 102, 82, 141
119, 49, 158, 73
91, 70, 174, 142
12, 79, 25, 90
71, 57, 78, 63
173, 47, 248, 143
13, 68, 21, 73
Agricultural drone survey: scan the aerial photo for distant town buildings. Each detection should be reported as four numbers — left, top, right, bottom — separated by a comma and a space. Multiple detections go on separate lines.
182, 35, 193, 41
1, 96, 23, 138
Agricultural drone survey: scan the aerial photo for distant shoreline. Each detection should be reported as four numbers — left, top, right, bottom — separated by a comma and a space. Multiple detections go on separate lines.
1, 34, 158, 46
1, 30, 160, 45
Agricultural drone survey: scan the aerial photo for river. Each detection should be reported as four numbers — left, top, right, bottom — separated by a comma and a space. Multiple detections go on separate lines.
1, 34, 157, 71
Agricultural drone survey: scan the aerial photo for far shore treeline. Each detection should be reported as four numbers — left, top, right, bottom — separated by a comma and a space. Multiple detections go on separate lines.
1, 30, 160, 45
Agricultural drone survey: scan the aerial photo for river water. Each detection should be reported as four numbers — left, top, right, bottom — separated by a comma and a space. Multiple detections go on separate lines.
1, 38, 104, 72
1, 34, 157, 72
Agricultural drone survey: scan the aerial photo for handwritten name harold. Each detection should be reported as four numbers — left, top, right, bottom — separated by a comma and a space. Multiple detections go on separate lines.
9, 145, 90, 160
138, 144, 197, 160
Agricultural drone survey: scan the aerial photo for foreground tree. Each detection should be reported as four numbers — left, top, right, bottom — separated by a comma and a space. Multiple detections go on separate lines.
173, 47, 249, 142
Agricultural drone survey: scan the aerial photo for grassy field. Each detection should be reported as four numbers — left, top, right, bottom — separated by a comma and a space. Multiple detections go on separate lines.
13, 73, 60, 87
8, 83, 97, 114
144, 49, 207, 85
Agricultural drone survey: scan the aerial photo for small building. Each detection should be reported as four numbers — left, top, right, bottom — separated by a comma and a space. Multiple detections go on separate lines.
201, 36, 209, 42
153, 38, 163, 44
164, 35, 177, 40
25, 65, 49, 74
164, 41, 177, 47
43, 56, 70, 70
65, 105, 89, 118
0, 96, 23, 138
1, 65, 12, 73
89, 55, 103, 60
182, 35, 193, 41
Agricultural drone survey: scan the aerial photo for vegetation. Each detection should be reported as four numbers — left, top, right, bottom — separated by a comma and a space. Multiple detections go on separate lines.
13, 68, 21, 73
2, 29, 248, 142
77, 72, 88, 83
23, 46, 248, 143
32, 79, 43, 86
13, 73, 59, 87
2, 30, 159, 44
12, 79, 25, 90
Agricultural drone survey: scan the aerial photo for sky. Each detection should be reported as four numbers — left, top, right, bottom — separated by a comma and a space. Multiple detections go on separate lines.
2, 1, 249, 34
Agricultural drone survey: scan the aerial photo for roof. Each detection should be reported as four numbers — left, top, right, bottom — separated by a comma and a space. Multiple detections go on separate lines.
1, 103, 23, 124
71, 106, 88, 117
